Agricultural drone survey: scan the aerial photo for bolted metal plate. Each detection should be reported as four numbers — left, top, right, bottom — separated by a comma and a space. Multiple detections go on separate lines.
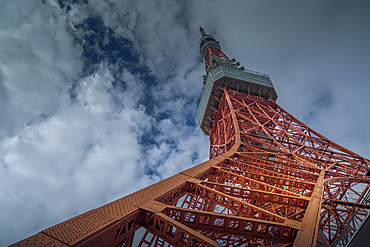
42, 209, 116, 246
8, 232, 68, 247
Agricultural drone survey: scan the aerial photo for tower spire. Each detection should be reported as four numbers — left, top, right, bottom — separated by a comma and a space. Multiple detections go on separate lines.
199, 26, 206, 36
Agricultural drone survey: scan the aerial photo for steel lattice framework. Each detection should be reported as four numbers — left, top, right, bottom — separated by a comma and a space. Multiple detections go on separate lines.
10, 28, 370, 247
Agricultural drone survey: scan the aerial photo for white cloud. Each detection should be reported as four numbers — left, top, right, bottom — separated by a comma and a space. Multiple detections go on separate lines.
146, 117, 209, 178
0, 64, 157, 244
1, 0, 370, 246
0, 1, 208, 243
0, 0, 82, 139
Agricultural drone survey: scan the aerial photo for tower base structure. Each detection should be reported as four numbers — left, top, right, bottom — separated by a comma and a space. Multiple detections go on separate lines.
11, 88, 370, 247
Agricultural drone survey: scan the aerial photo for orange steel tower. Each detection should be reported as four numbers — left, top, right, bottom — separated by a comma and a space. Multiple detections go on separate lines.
10, 27, 370, 247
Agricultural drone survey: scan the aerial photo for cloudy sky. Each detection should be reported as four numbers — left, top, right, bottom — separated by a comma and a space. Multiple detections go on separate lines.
1, 0, 369, 245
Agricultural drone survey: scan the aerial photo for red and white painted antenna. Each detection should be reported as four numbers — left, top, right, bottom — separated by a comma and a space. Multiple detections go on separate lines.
199, 26, 228, 71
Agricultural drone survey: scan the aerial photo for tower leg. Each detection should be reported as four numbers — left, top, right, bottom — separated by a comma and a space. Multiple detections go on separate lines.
293, 171, 325, 247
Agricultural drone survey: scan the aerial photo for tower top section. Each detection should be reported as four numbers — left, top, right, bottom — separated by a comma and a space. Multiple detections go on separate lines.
195, 27, 278, 135
199, 26, 222, 57
198, 27, 228, 71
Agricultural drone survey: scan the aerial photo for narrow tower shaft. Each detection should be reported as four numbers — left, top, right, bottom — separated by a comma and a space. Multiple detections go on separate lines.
199, 26, 229, 71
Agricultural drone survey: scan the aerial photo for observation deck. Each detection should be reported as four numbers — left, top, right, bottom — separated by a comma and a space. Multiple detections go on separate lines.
195, 64, 278, 135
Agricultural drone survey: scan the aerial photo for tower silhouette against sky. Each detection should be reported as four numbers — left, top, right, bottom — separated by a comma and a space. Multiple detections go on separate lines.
10, 27, 370, 247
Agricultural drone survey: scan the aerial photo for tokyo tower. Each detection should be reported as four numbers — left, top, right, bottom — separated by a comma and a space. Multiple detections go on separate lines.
10, 27, 370, 247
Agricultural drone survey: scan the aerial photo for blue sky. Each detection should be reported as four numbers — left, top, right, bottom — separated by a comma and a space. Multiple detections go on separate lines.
1, 0, 369, 245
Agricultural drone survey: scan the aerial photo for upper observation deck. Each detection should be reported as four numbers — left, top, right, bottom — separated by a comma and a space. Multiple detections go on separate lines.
195, 58, 278, 135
